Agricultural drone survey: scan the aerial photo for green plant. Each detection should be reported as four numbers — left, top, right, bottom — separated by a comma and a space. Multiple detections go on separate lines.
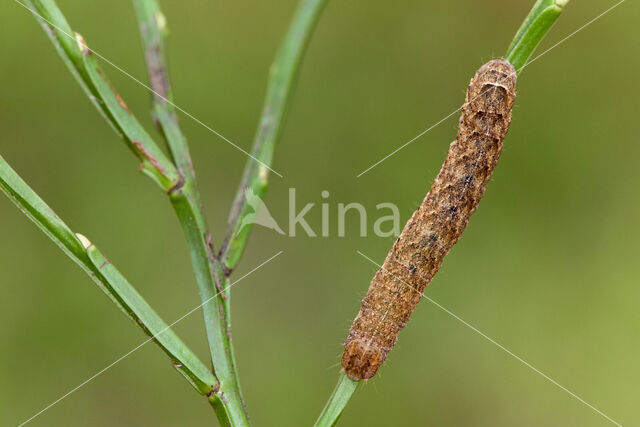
2, 0, 572, 425
7, 0, 326, 425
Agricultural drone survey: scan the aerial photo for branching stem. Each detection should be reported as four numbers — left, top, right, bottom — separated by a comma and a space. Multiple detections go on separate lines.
0, 155, 222, 406
134, 1, 247, 424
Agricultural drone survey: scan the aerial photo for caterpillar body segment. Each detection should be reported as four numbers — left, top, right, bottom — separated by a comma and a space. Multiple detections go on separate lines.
342, 60, 517, 381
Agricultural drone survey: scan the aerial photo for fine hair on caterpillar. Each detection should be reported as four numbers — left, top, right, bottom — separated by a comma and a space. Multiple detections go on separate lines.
342, 59, 517, 381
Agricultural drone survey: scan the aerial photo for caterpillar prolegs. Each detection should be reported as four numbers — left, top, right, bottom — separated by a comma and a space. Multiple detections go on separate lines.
342, 60, 518, 380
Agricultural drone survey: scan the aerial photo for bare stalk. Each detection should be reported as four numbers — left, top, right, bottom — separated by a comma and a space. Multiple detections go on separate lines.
220, 0, 330, 270
0, 155, 223, 408
133, 1, 248, 424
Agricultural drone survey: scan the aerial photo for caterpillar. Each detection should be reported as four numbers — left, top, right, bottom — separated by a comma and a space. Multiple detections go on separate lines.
342, 59, 517, 380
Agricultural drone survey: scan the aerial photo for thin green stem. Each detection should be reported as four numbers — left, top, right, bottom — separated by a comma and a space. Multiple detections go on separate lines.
132, 1, 247, 424
314, 372, 360, 427
169, 187, 248, 426
220, 0, 329, 270
505, 0, 571, 71
25, 0, 181, 192
0, 154, 222, 404
25, 0, 249, 423
132, 0, 195, 181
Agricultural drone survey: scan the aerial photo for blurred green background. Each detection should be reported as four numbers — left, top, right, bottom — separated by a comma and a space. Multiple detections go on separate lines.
1, 0, 638, 425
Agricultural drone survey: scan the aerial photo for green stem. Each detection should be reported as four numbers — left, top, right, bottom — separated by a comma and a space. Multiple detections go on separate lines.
0, 154, 222, 404
25, 0, 181, 192
132, 1, 247, 424
169, 186, 248, 426
314, 372, 360, 427
505, 0, 571, 71
132, 0, 195, 181
25, 0, 248, 423
220, 0, 329, 270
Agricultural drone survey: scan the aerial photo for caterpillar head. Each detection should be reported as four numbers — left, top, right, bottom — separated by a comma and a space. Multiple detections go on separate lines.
342, 339, 384, 380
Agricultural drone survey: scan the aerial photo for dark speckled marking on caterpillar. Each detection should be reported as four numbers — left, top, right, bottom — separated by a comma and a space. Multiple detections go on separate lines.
342, 59, 517, 380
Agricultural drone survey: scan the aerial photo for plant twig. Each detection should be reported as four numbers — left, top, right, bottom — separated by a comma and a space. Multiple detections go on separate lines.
132, 1, 248, 424
168, 192, 249, 426
314, 372, 359, 427
132, 0, 194, 181
506, 0, 571, 71
25, 0, 180, 192
315, 0, 572, 422
0, 154, 221, 402
25, 1, 249, 423
220, 0, 329, 270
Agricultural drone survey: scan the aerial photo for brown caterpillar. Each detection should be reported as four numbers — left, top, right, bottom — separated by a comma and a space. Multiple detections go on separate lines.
342, 59, 517, 380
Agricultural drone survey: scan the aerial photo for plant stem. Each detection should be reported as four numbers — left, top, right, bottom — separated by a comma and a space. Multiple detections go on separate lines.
220, 0, 329, 270
134, 1, 248, 424
0, 154, 222, 403
169, 187, 249, 426
25, 0, 181, 192
25, 0, 249, 423
132, 0, 195, 182
505, 0, 571, 71
314, 372, 360, 427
